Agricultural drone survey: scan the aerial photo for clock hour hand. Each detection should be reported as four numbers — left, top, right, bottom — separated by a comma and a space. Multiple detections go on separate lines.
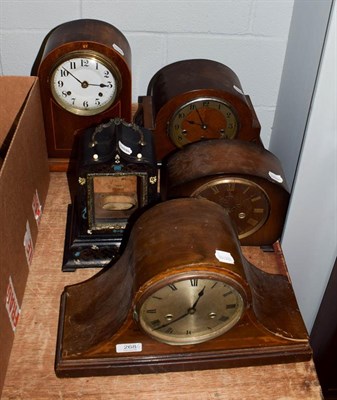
87, 83, 111, 88
186, 120, 204, 127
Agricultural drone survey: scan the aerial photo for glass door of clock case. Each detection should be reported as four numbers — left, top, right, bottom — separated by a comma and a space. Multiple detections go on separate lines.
87, 173, 147, 230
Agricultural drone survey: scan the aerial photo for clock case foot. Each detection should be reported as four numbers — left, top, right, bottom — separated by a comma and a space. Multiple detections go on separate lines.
62, 204, 123, 272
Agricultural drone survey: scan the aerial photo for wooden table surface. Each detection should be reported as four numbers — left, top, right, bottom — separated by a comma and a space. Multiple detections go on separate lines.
2, 173, 323, 399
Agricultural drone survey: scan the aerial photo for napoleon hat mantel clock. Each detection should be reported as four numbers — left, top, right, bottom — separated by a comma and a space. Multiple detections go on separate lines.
134, 59, 262, 162
34, 19, 132, 170
55, 198, 311, 377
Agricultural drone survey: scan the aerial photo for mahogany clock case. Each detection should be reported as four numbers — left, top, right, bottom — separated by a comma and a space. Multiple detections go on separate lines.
55, 198, 311, 378
62, 119, 158, 271
162, 139, 290, 246
35, 19, 132, 168
134, 59, 262, 162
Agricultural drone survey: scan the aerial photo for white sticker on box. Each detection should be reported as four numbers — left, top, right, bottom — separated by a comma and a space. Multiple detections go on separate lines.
6, 277, 21, 332
116, 343, 142, 353
215, 249, 235, 264
23, 220, 34, 267
32, 189, 42, 225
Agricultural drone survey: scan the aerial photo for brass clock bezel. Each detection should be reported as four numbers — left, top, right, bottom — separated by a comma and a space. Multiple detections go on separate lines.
135, 270, 246, 346
167, 96, 239, 148
191, 177, 271, 240
50, 50, 122, 116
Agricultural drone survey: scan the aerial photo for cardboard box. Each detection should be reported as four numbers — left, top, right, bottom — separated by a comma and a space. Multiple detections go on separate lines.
0, 76, 50, 395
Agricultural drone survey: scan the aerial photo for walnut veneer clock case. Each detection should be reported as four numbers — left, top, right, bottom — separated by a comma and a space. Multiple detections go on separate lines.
35, 19, 132, 170
62, 118, 158, 271
55, 198, 310, 378
162, 139, 290, 246
134, 59, 261, 162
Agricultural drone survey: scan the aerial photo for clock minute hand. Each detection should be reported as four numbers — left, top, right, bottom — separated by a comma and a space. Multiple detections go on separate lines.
191, 286, 206, 310
196, 109, 207, 130
153, 311, 190, 330
153, 286, 206, 331
62, 67, 83, 85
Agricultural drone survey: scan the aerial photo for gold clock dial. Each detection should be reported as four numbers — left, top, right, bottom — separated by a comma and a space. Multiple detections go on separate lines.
50, 51, 120, 116
168, 97, 238, 148
137, 274, 245, 345
192, 177, 270, 239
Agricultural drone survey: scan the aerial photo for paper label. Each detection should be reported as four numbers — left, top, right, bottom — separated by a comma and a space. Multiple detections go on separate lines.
113, 43, 124, 56
23, 220, 34, 267
268, 171, 284, 183
6, 277, 21, 332
32, 189, 42, 225
233, 85, 244, 95
118, 140, 132, 155
116, 343, 142, 353
215, 249, 235, 264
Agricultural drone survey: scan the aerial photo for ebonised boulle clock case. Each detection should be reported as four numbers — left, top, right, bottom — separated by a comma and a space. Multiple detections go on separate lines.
62, 118, 158, 271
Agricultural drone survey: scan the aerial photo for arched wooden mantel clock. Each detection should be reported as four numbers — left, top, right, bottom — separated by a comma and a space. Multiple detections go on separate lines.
161, 139, 290, 246
35, 19, 132, 171
134, 59, 262, 163
55, 198, 310, 378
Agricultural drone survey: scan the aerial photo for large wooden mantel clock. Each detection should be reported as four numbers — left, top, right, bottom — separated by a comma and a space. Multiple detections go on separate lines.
35, 19, 132, 170
55, 198, 311, 377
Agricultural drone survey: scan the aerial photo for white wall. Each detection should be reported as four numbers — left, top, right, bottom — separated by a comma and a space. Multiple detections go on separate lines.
269, 0, 333, 189
0, 0, 295, 146
278, 0, 337, 333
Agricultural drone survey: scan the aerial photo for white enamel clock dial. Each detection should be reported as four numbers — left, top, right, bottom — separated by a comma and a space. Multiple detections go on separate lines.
50, 53, 119, 116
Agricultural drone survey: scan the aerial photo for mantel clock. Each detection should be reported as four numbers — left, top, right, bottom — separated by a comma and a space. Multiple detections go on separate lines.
35, 19, 132, 170
162, 139, 289, 246
55, 198, 310, 377
134, 59, 261, 162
